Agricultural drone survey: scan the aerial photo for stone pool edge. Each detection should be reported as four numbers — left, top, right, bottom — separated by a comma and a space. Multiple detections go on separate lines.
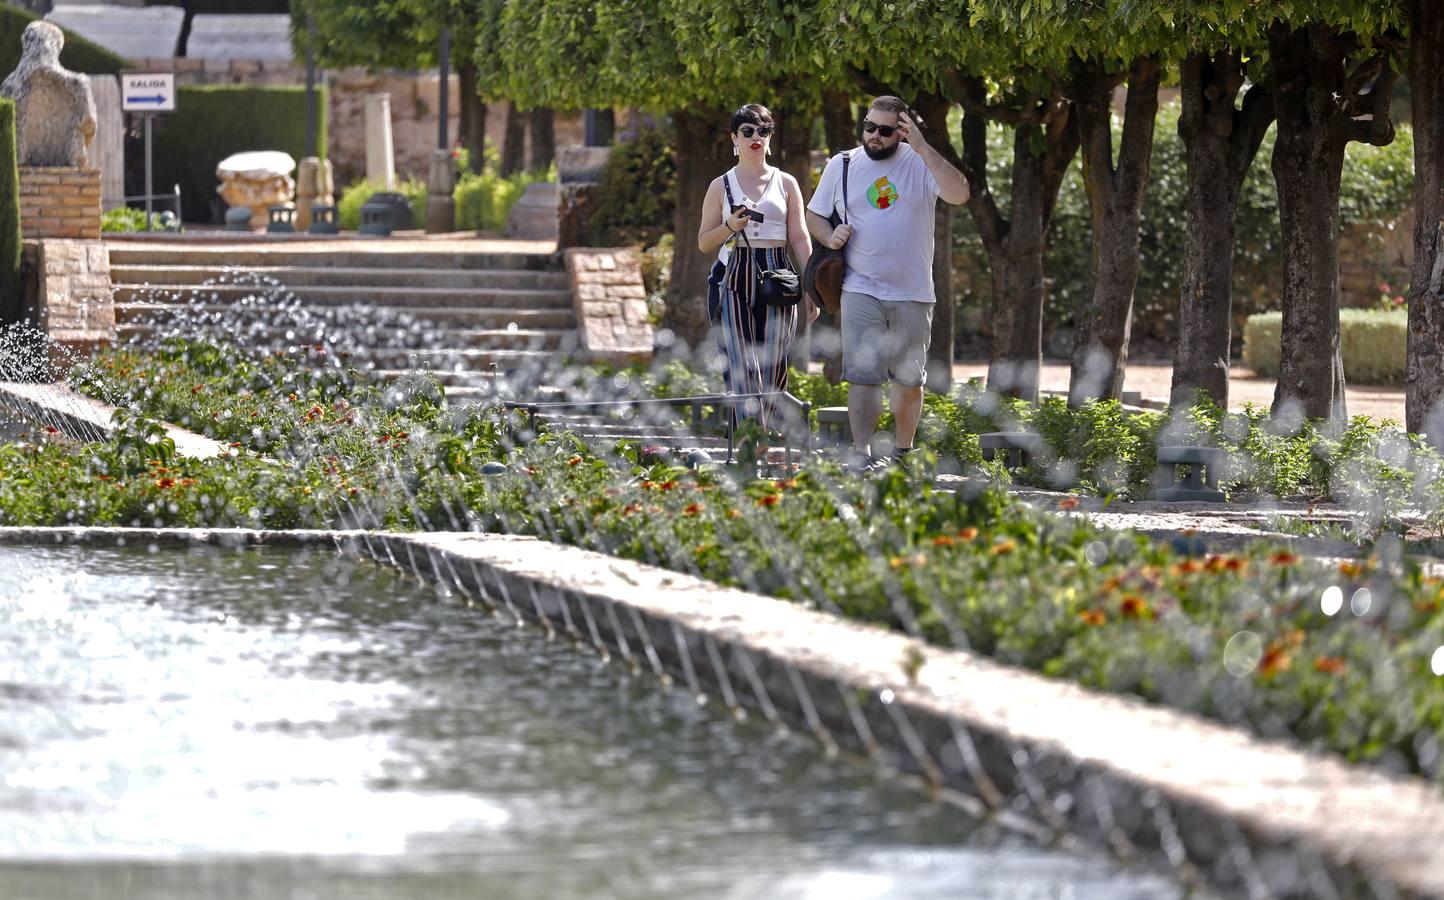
4, 524, 1441, 899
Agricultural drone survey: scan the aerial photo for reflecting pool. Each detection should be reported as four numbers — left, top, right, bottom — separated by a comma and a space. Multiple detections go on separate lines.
0, 543, 1189, 899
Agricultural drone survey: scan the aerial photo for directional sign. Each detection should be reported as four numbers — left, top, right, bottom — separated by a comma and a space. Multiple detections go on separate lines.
121, 73, 176, 112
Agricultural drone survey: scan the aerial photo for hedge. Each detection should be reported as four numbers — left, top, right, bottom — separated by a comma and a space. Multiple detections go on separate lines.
150, 85, 327, 224
0, 99, 18, 325
0, 5, 128, 76
1243, 309, 1407, 385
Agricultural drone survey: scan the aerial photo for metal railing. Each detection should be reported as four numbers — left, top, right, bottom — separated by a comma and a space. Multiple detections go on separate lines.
102, 184, 182, 231
503, 391, 814, 466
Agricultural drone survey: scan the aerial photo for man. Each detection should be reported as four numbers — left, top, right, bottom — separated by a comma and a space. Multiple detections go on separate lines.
806, 96, 969, 469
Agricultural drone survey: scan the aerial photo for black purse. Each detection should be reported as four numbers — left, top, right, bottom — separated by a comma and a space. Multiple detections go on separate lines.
723, 173, 801, 308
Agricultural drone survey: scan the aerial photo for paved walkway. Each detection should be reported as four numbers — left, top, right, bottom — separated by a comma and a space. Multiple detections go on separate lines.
953, 360, 1407, 422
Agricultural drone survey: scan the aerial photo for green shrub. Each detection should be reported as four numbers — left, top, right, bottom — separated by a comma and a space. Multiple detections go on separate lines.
335, 177, 427, 231
1243, 310, 1407, 385
100, 206, 180, 233
588, 125, 675, 245
0, 99, 17, 325
151, 85, 327, 224
0, 5, 128, 76
454, 167, 552, 232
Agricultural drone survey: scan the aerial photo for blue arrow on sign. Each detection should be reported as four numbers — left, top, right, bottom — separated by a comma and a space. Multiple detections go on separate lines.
126, 94, 166, 105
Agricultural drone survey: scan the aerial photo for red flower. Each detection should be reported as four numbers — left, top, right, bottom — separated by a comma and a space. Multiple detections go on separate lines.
1119, 595, 1151, 619
1057, 496, 1080, 510
957, 527, 978, 540
683, 503, 704, 516
756, 493, 781, 507
932, 535, 956, 547
1270, 551, 1300, 566
774, 478, 799, 490
567, 455, 583, 466
990, 539, 1016, 556
43, 425, 59, 435
1314, 656, 1346, 675
1079, 608, 1106, 626
153, 477, 176, 489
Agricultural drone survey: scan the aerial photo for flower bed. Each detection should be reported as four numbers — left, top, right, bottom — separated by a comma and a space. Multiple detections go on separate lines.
4, 339, 1442, 785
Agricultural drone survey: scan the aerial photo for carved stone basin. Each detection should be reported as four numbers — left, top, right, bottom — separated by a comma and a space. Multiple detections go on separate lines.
216, 150, 295, 229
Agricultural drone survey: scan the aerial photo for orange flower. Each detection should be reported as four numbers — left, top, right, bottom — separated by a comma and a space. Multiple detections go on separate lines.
774, 478, 799, 490
932, 535, 956, 547
683, 503, 705, 516
990, 539, 1016, 556
1259, 644, 1292, 676
1172, 560, 1203, 576
153, 477, 176, 489
1270, 551, 1300, 566
567, 455, 583, 466
1120, 595, 1151, 619
1057, 496, 1081, 510
1313, 655, 1347, 675
659, 480, 679, 491
1414, 599, 1441, 614
726, 509, 742, 519
1079, 608, 1106, 626
889, 555, 907, 569
1223, 556, 1246, 573
957, 527, 979, 540
641, 480, 656, 490
180, 478, 196, 486
1101, 575, 1124, 592
756, 493, 781, 507
1338, 561, 1367, 578
622, 503, 641, 516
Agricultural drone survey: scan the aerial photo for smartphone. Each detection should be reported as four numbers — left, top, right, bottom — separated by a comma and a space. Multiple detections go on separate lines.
731, 204, 765, 224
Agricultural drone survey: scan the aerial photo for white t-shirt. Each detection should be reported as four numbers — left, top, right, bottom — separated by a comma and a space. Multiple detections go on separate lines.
807, 143, 942, 303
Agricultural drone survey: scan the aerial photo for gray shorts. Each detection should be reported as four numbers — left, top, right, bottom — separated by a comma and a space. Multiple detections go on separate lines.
840, 291, 934, 387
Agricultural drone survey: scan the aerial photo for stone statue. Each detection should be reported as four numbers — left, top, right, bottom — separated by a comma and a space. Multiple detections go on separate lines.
0, 21, 98, 168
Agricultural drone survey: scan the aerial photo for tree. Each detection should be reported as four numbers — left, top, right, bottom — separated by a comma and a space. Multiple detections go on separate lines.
1267, 15, 1402, 422
1405, 0, 1444, 440
291, 0, 492, 176
1170, 45, 1274, 408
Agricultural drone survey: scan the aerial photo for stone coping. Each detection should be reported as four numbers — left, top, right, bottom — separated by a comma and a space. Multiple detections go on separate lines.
104, 233, 559, 255
2, 524, 1442, 898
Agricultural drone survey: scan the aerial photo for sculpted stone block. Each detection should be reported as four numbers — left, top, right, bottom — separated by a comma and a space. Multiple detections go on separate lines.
0, 22, 97, 168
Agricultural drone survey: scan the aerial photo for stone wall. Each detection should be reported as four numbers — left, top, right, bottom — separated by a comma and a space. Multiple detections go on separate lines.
19, 167, 100, 240
564, 248, 653, 363
21, 238, 114, 354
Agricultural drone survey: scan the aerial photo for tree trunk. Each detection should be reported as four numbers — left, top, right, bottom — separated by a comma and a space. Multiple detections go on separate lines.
1067, 58, 1160, 406
930, 202, 954, 392
963, 105, 1079, 403
663, 106, 732, 349
1407, 0, 1444, 440
1172, 51, 1274, 409
1269, 24, 1355, 422
500, 101, 527, 176
457, 62, 486, 175
528, 108, 555, 172
822, 91, 856, 156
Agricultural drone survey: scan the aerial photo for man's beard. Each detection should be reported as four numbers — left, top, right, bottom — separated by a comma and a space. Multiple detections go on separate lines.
863, 141, 899, 161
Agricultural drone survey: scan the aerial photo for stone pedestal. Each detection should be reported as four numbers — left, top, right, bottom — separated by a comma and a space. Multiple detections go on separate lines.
364, 93, 395, 189
19, 167, 100, 239
424, 148, 454, 234
21, 238, 114, 361
216, 150, 295, 230
556, 145, 610, 249
295, 156, 335, 231
506, 181, 557, 240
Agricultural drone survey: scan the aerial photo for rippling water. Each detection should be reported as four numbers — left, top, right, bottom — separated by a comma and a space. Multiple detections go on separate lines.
0, 543, 1188, 899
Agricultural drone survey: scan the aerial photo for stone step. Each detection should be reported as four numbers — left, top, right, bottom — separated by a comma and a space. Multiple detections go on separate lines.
107, 246, 559, 271
349, 347, 561, 369
112, 283, 575, 310
117, 323, 571, 351
110, 264, 570, 292
113, 302, 578, 330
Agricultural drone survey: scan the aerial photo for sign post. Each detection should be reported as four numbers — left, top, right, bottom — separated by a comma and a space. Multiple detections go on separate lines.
121, 73, 176, 231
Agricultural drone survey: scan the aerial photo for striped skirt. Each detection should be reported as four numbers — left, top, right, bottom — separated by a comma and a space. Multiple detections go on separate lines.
720, 245, 798, 430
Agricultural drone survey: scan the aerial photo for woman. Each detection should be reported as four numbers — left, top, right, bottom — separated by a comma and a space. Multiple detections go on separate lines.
697, 103, 818, 430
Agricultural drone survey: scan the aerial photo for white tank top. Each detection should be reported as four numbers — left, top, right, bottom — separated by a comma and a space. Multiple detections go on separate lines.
718, 166, 788, 263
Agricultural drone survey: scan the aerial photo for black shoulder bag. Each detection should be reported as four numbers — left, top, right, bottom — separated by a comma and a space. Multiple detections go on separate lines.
723, 172, 801, 308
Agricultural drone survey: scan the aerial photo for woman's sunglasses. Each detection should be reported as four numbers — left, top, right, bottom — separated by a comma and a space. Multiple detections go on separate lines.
862, 120, 897, 138
737, 125, 773, 138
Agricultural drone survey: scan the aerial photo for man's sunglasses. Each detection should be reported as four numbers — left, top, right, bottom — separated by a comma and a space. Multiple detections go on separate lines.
862, 120, 898, 138
737, 125, 773, 138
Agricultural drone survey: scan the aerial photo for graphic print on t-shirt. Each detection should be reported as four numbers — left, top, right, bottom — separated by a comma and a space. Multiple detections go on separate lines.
867, 176, 899, 209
